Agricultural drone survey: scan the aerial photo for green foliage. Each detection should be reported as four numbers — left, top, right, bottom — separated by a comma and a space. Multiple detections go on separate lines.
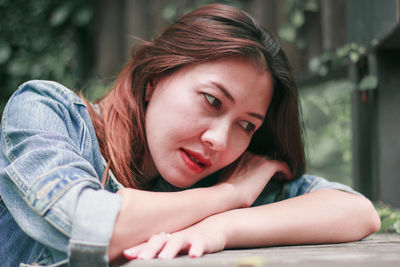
300, 80, 353, 185
0, 0, 94, 116
358, 75, 378, 91
162, 0, 243, 23
375, 203, 400, 234
80, 78, 112, 102
308, 43, 367, 77
278, 0, 319, 48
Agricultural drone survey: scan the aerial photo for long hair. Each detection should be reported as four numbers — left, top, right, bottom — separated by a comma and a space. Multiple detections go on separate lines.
87, 4, 306, 188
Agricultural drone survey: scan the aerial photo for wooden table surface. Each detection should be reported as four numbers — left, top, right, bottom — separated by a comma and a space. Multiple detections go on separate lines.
122, 234, 400, 267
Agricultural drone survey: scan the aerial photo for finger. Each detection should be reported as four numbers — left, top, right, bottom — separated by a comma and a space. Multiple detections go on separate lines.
188, 239, 205, 258
123, 243, 146, 260
137, 232, 170, 260
281, 163, 293, 180
158, 235, 187, 259
274, 160, 290, 175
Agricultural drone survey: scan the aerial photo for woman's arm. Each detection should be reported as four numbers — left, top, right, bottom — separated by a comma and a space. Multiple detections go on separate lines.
123, 188, 380, 259
109, 153, 291, 260
108, 184, 235, 260
223, 189, 380, 248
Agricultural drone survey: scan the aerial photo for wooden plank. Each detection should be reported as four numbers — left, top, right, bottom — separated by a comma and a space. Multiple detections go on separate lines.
122, 234, 400, 267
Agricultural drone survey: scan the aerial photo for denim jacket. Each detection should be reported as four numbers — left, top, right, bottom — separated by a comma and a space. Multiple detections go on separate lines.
0, 80, 361, 267
0, 81, 122, 267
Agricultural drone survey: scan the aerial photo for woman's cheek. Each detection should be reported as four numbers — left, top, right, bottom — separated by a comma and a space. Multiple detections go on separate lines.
225, 132, 249, 164
232, 131, 252, 156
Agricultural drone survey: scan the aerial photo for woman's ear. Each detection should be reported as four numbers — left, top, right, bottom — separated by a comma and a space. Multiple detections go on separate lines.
145, 82, 155, 102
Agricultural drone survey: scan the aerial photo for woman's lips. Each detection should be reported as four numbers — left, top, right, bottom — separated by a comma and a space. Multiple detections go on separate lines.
180, 148, 212, 173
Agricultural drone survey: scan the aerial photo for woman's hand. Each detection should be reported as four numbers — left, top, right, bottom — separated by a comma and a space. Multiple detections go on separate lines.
219, 152, 291, 207
123, 216, 226, 260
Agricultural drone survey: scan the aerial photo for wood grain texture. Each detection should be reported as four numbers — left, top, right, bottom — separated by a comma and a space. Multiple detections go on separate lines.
122, 234, 400, 267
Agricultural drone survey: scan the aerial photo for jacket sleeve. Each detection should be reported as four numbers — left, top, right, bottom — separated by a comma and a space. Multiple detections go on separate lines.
0, 81, 122, 265
252, 174, 363, 207
284, 174, 363, 197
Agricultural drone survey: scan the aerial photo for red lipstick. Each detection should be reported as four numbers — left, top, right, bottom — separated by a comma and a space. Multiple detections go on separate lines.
180, 148, 212, 173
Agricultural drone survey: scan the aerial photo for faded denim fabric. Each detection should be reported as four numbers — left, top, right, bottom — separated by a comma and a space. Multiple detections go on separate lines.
0, 81, 122, 267
252, 174, 362, 206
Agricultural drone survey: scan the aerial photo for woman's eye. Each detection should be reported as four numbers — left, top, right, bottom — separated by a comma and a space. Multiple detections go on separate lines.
203, 93, 222, 109
240, 121, 256, 133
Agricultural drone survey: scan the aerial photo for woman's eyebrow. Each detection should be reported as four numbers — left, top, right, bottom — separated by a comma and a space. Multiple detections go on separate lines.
211, 81, 235, 103
248, 112, 264, 121
212, 81, 265, 121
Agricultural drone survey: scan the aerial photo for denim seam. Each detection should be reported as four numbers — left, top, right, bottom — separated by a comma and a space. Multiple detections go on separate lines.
25, 177, 101, 216
35, 245, 51, 265
48, 80, 83, 105
1, 103, 17, 162
2, 81, 39, 162
29, 180, 102, 237
78, 120, 90, 159
45, 204, 73, 237
305, 178, 318, 193
5, 164, 29, 193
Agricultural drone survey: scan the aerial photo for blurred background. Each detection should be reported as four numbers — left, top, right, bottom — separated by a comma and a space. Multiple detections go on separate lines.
1, 0, 399, 214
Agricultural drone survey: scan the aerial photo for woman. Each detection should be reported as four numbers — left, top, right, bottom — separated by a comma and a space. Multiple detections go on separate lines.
0, 4, 380, 266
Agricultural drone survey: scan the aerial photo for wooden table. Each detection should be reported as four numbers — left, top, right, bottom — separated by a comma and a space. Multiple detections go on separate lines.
122, 234, 400, 267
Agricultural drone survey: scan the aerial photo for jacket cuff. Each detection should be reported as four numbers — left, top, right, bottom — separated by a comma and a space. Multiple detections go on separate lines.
68, 188, 122, 266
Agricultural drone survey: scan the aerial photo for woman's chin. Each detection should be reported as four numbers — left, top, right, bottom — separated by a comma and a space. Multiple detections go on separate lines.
168, 179, 196, 189
162, 174, 201, 189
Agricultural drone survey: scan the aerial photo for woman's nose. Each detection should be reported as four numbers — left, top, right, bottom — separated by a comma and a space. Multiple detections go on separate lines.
201, 121, 230, 151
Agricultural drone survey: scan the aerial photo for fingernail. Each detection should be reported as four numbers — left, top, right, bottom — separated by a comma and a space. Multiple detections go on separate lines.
158, 253, 167, 259
158, 252, 170, 259
138, 253, 151, 260
125, 255, 137, 260
124, 249, 137, 260
189, 252, 201, 258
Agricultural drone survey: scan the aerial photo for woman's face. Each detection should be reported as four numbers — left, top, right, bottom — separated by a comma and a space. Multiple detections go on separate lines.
144, 57, 273, 188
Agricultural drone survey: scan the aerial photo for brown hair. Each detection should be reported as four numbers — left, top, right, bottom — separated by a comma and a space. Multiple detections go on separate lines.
87, 4, 306, 188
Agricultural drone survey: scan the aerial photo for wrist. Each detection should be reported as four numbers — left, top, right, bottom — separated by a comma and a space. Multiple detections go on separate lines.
213, 182, 241, 210
200, 213, 230, 251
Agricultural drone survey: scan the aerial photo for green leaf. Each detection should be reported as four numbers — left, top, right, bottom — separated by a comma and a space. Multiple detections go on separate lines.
237, 256, 265, 267
350, 42, 358, 50
336, 44, 351, 58
394, 220, 400, 234
50, 4, 72, 27
318, 64, 329, 76
291, 10, 305, 27
278, 24, 296, 42
308, 56, 320, 73
320, 51, 333, 62
162, 5, 177, 21
72, 7, 93, 27
358, 46, 366, 54
304, 0, 319, 11
349, 51, 360, 62
7, 59, 29, 76
376, 206, 393, 217
380, 216, 398, 232
0, 43, 12, 64
296, 39, 307, 50
358, 75, 378, 91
